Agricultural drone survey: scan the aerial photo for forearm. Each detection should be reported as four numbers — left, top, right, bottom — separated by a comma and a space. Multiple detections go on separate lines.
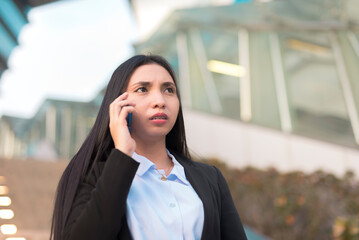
64, 149, 139, 240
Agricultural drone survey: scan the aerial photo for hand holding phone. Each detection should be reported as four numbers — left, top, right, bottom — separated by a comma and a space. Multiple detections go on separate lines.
109, 92, 136, 156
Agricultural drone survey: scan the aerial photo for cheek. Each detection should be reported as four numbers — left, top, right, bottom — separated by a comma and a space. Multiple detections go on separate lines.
130, 103, 146, 125
133, 107, 146, 124
171, 99, 180, 121
174, 99, 180, 114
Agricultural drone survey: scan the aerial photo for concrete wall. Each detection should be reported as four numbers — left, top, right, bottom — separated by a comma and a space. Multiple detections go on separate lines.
184, 108, 359, 178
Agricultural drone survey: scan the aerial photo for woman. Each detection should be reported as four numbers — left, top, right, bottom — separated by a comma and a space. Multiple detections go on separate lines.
51, 55, 248, 240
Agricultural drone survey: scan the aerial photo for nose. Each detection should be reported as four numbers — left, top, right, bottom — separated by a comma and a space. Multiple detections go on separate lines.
151, 91, 165, 109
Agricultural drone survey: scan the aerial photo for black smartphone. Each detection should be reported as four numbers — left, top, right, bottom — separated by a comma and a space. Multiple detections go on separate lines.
126, 113, 132, 134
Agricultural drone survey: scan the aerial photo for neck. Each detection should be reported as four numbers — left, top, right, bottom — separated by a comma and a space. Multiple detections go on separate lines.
134, 136, 171, 169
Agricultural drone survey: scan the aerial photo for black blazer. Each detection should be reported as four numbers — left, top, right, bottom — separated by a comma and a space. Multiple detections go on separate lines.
64, 149, 248, 240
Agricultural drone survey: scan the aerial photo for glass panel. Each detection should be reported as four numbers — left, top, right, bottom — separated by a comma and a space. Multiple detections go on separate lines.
250, 32, 281, 129
280, 32, 356, 147
0, 0, 27, 38
0, 25, 16, 58
200, 30, 240, 119
338, 31, 359, 146
187, 33, 211, 112
161, 37, 180, 91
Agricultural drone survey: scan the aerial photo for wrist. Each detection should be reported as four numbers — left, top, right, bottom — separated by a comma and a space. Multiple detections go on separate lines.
115, 146, 134, 157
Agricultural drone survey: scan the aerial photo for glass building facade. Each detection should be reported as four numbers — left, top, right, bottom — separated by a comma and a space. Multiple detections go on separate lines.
0, 0, 30, 77
135, 0, 359, 149
0, 0, 58, 78
1, 0, 359, 159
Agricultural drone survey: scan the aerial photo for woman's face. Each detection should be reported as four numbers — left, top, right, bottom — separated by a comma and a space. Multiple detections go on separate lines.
126, 63, 180, 142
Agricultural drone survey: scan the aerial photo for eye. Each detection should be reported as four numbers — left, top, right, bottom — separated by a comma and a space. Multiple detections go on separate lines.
165, 87, 175, 94
135, 87, 147, 93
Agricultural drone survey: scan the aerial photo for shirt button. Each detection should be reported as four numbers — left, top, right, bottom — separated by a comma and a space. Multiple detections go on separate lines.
169, 203, 176, 208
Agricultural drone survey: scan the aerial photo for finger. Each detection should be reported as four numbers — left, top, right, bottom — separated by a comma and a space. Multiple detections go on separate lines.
109, 106, 134, 129
109, 101, 117, 123
113, 92, 129, 103
109, 94, 133, 121
118, 106, 135, 125
110, 99, 124, 121
110, 92, 128, 118
117, 100, 136, 109
111, 101, 135, 122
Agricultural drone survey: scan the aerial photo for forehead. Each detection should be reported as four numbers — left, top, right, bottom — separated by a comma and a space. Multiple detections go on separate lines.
128, 64, 174, 84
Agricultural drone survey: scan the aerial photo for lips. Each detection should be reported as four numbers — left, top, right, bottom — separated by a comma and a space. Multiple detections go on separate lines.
150, 112, 168, 120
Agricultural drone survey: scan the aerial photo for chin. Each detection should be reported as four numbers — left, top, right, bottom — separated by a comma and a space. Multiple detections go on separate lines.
133, 129, 171, 141
147, 130, 171, 139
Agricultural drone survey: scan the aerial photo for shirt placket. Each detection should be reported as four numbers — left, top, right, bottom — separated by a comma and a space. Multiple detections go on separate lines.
167, 179, 184, 240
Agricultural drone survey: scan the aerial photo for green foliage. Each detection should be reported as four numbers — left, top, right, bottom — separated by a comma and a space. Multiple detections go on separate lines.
202, 158, 359, 240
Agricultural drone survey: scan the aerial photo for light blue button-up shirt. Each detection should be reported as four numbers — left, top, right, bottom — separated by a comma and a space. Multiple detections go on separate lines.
126, 151, 204, 240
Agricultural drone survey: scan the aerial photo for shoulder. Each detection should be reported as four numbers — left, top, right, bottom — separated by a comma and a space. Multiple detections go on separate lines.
192, 160, 219, 175
85, 149, 137, 184
172, 152, 222, 181
85, 160, 105, 185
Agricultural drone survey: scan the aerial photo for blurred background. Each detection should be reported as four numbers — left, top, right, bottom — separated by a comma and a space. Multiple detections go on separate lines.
1, 0, 359, 239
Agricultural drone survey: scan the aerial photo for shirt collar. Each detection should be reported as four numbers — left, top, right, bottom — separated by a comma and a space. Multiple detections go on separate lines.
132, 151, 155, 176
167, 151, 190, 185
132, 150, 190, 185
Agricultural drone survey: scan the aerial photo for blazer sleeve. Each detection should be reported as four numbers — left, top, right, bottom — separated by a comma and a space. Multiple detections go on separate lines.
64, 149, 139, 240
214, 166, 248, 240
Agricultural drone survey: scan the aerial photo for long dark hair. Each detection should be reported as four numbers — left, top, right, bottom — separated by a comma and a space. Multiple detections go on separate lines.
50, 54, 190, 240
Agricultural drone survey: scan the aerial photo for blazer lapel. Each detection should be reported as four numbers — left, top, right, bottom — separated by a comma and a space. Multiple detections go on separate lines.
175, 155, 214, 240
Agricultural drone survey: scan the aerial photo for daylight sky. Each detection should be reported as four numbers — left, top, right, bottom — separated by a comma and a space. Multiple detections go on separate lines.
0, 0, 137, 118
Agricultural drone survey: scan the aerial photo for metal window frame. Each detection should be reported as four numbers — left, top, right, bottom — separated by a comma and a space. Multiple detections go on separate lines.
189, 29, 222, 114
269, 33, 292, 133
330, 31, 359, 145
238, 29, 252, 122
347, 31, 359, 59
176, 31, 192, 108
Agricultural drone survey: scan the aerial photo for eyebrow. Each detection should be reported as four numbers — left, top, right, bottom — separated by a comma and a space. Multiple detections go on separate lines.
131, 81, 151, 87
131, 81, 176, 88
162, 82, 176, 88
